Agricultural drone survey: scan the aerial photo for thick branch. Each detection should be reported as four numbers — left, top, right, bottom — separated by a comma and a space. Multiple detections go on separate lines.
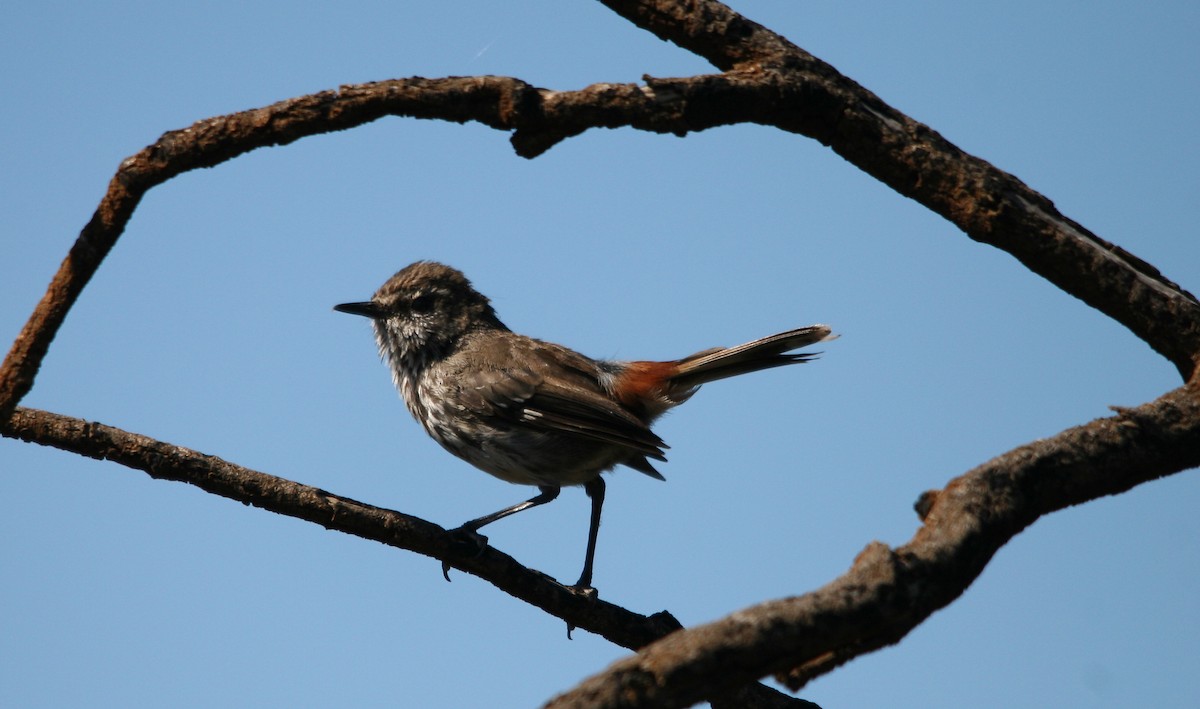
597, 0, 1200, 378
546, 383, 1200, 708
598, 0, 792, 71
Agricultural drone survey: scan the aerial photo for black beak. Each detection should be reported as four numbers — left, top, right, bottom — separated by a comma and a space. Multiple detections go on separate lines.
334, 301, 386, 319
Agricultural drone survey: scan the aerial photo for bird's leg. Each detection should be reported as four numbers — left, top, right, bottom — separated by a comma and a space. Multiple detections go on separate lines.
460, 485, 561, 532
572, 477, 605, 595
441, 486, 560, 581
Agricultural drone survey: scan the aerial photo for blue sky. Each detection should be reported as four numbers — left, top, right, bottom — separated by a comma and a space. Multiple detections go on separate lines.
2, 2, 1197, 707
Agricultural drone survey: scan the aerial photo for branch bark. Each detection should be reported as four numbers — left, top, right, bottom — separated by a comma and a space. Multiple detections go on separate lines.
594, 0, 1200, 378
545, 383, 1200, 708
0, 406, 809, 709
5, 8, 1198, 418
0, 407, 678, 647
0, 76, 541, 420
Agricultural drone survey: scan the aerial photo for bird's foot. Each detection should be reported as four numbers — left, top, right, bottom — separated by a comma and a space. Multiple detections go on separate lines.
568, 582, 598, 600
441, 526, 489, 582
563, 583, 598, 640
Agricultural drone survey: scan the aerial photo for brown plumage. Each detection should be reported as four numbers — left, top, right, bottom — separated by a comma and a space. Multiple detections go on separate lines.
335, 261, 834, 590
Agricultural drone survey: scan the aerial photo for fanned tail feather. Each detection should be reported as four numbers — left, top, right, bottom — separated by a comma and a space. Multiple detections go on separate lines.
669, 325, 835, 388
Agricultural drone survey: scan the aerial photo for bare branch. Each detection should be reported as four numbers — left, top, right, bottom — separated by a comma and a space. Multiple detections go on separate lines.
0, 76, 544, 419
628, 0, 1200, 377
0, 405, 820, 708
0, 407, 674, 644
544, 383, 1200, 708
7, 36, 1198, 420
597, 0, 794, 70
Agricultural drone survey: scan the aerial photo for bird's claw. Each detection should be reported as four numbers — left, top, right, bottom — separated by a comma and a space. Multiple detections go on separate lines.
441, 526, 489, 582
568, 583, 598, 600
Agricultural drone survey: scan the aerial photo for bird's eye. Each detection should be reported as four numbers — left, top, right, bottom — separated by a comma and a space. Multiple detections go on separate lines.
410, 293, 435, 313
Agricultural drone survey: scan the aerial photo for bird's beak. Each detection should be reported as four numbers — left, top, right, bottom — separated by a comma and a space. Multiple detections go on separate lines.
334, 301, 386, 319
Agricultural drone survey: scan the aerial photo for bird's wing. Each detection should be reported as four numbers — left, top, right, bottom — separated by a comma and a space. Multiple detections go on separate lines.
522, 388, 668, 461
454, 342, 668, 464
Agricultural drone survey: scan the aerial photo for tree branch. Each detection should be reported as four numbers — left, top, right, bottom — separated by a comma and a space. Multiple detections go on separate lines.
0, 407, 676, 646
6, 30, 1198, 422
598, 0, 793, 71
0, 406, 815, 708
595, 0, 1200, 378
0, 76, 542, 419
545, 383, 1200, 708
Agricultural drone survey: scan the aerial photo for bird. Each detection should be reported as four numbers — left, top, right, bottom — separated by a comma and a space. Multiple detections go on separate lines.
335, 261, 833, 592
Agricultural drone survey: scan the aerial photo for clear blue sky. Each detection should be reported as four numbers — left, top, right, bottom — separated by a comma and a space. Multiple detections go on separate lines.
2, 2, 1197, 707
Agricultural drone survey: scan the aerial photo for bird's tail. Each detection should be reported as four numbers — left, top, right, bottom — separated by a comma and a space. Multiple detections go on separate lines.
667, 325, 835, 389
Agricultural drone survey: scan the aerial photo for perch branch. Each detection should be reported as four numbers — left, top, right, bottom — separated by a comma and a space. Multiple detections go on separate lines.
0, 406, 813, 709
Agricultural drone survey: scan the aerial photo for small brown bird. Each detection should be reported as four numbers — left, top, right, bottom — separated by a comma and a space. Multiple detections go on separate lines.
335, 261, 833, 591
